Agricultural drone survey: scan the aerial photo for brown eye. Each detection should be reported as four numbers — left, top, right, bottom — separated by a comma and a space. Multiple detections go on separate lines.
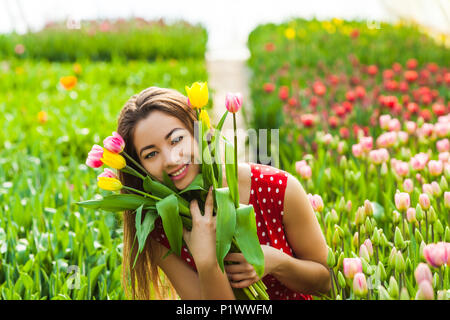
171, 136, 184, 145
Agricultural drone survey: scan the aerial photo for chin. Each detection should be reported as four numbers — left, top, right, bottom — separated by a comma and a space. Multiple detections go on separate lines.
173, 164, 199, 190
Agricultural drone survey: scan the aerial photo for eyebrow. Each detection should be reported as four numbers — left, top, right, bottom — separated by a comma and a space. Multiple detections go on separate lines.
139, 127, 184, 157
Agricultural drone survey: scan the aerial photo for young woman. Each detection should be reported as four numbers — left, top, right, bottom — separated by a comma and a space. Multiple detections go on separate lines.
117, 86, 330, 300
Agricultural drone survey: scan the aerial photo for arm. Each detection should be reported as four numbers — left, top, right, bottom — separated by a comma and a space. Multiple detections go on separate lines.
271, 173, 330, 295
225, 174, 331, 295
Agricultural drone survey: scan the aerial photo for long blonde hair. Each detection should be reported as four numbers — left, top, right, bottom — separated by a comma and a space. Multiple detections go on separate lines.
117, 86, 197, 299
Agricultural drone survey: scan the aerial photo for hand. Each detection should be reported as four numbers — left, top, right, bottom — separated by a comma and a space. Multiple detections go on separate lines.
224, 245, 280, 288
182, 187, 217, 269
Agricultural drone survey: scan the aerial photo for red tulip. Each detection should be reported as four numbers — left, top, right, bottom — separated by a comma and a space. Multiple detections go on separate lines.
350, 29, 359, 39
383, 69, 394, 79
432, 103, 446, 116
328, 115, 339, 128
355, 86, 366, 99
346, 90, 356, 102
392, 62, 402, 73
313, 81, 326, 96
406, 58, 418, 69
288, 97, 298, 107
367, 65, 378, 76
300, 114, 315, 127
278, 85, 289, 100
339, 127, 349, 139
420, 109, 432, 121
407, 102, 419, 114
404, 70, 418, 82
264, 42, 276, 52
263, 83, 275, 93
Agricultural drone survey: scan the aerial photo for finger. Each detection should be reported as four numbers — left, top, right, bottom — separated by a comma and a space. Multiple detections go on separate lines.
204, 186, 214, 218
225, 263, 249, 274
230, 279, 257, 289
189, 199, 200, 220
228, 272, 257, 282
182, 227, 190, 243
224, 253, 246, 263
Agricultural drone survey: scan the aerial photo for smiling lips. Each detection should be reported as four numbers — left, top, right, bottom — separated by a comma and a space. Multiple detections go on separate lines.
168, 163, 190, 180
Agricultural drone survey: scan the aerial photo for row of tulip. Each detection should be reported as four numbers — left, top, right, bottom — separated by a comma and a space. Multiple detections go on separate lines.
246, 18, 449, 299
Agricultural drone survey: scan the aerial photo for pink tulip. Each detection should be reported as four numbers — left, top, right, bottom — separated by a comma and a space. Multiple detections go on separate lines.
379, 114, 391, 130
103, 131, 125, 154
295, 160, 307, 174
403, 178, 414, 193
406, 121, 417, 134
359, 244, 370, 261
388, 118, 401, 131
369, 148, 389, 164
353, 272, 368, 297
352, 143, 363, 158
436, 139, 450, 153
395, 192, 410, 211
431, 181, 441, 196
415, 280, 434, 300
343, 258, 362, 279
434, 122, 450, 138
438, 152, 450, 163
410, 153, 429, 171
359, 136, 373, 152
309, 194, 324, 212
98, 168, 118, 179
444, 192, 450, 209
423, 242, 448, 268
419, 193, 431, 210
428, 160, 443, 176
414, 262, 433, 285
86, 144, 104, 168
420, 123, 434, 137
225, 92, 243, 113
363, 239, 373, 257
406, 207, 416, 223
422, 184, 433, 196
394, 161, 409, 177
299, 165, 312, 179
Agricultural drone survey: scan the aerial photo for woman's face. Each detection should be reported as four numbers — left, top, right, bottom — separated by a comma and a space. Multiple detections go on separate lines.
133, 110, 200, 190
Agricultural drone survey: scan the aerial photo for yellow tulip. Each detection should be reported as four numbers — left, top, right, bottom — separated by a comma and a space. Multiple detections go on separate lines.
284, 27, 296, 39
100, 148, 126, 169
185, 82, 209, 109
97, 177, 123, 191
199, 109, 211, 130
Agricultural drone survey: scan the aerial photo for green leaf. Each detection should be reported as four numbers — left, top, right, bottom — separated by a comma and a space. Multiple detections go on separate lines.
156, 194, 183, 256
144, 176, 190, 210
138, 210, 158, 254
371, 201, 386, 222
89, 264, 106, 294
179, 173, 205, 194
234, 204, 265, 278
224, 139, 239, 207
75, 194, 155, 212
214, 188, 236, 273
162, 171, 178, 192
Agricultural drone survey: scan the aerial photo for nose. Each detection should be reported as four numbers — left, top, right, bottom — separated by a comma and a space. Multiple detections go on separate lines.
163, 144, 186, 169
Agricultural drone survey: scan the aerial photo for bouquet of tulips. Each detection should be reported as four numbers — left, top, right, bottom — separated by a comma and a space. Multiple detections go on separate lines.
76, 82, 269, 300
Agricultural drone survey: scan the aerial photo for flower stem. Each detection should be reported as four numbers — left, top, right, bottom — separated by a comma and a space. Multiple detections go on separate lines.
233, 113, 238, 182
122, 151, 153, 178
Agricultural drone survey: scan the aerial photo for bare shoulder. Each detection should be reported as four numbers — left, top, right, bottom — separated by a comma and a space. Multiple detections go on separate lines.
282, 172, 311, 225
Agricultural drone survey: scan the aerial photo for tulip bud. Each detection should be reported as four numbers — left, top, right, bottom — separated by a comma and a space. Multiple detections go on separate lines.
394, 227, 405, 249
378, 285, 392, 300
359, 244, 370, 261
343, 257, 363, 279
327, 247, 336, 268
414, 262, 433, 284
364, 200, 373, 217
338, 271, 346, 288
419, 241, 427, 260
346, 200, 352, 213
353, 273, 368, 297
434, 220, 444, 237
388, 247, 398, 269
428, 206, 437, 224
377, 261, 387, 282
406, 207, 416, 223
415, 228, 424, 243
444, 191, 450, 209
388, 276, 399, 299
433, 272, 439, 289
360, 225, 366, 237
392, 210, 401, 225
419, 193, 431, 210
365, 217, 373, 235
361, 257, 373, 275
352, 232, 359, 248
445, 226, 450, 242
354, 206, 366, 227
405, 257, 413, 274
395, 251, 406, 273
329, 208, 339, 224
415, 280, 434, 300
340, 155, 348, 169
439, 176, 448, 192
371, 227, 380, 246
332, 230, 341, 248
400, 287, 410, 300
415, 204, 424, 221
337, 252, 345, 270
380, 232, 390, 248
338, 196, 346, 212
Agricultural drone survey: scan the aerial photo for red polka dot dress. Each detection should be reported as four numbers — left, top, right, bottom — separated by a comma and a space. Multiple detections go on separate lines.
150, 162, 312, 300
